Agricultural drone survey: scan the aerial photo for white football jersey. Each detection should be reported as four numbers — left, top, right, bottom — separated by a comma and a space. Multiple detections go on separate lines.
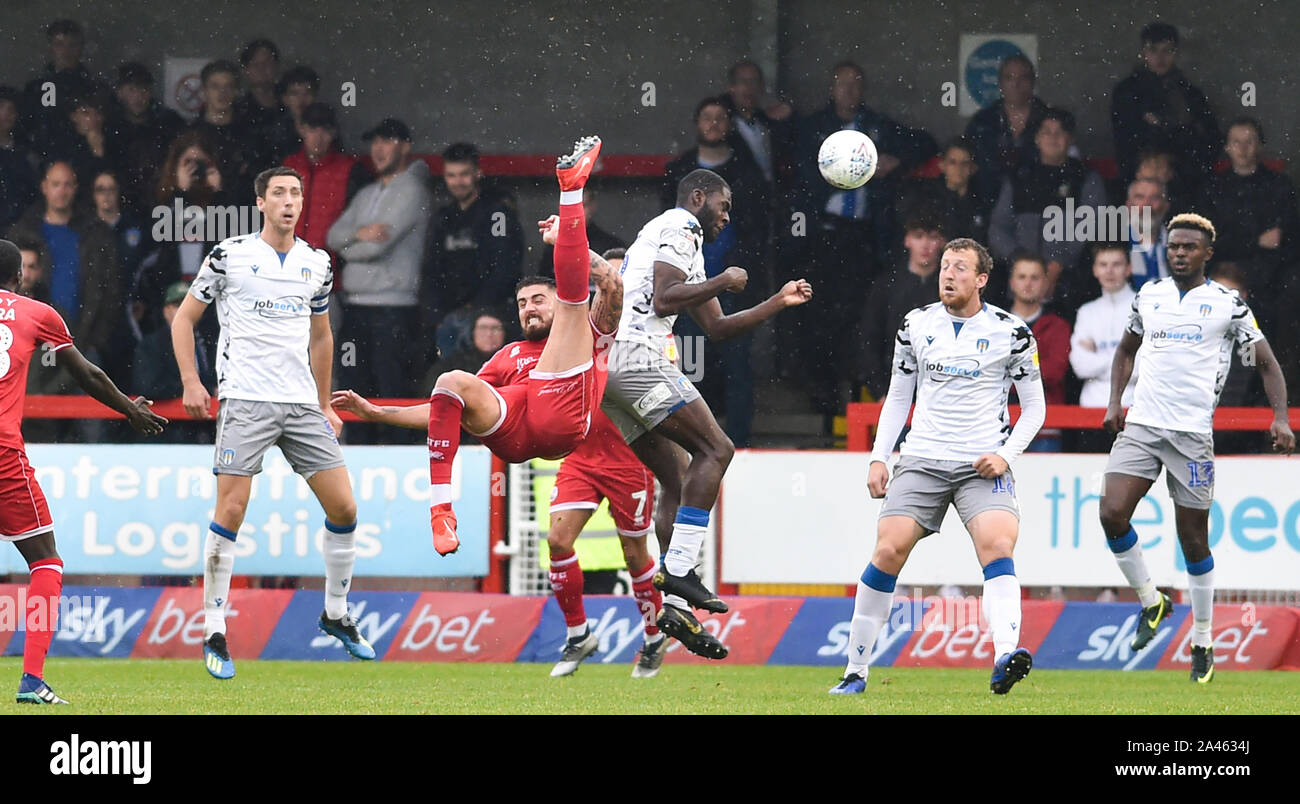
1124, 278, 1264, 434
189, 233, 333, 404
889, 302, 1043, 462
616, 207, 707, 350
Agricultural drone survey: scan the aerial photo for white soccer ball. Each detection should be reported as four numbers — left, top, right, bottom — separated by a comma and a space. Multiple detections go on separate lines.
818, 129, 878, 190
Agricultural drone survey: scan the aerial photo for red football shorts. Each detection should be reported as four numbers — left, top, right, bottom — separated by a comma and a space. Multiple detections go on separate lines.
0, 447, 54, 541
479, 359, 605, 463
551, 459, 655, 536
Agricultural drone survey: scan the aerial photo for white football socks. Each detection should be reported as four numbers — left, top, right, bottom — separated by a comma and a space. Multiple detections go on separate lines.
1189, 564, 1215, 649
323, 521, 357, 620
982, 572, 1022, 659
845, 574, 895, 678
203, 524, 237, 639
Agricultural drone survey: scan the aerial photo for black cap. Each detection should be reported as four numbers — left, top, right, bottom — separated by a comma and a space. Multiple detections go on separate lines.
362, 118, 411, 143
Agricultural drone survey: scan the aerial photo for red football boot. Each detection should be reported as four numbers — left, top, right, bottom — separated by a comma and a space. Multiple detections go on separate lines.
556, 135, 601, 191
431, 503, 460, 556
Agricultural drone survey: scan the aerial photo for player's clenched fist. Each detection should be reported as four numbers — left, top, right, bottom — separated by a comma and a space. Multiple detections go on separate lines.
972, 453, 1009, 479
720, 266, 748, 292
779, 279, 813, 307
1102, 403, 1126, 434
1270, 419, 1295, 456
867, 460, 890, 498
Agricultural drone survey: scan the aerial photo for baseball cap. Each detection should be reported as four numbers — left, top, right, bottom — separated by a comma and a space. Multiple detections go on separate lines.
362, 118, 411, 142
164, 281, 190, 306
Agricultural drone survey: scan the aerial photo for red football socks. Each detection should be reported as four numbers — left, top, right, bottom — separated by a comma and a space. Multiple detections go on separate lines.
631, 559, 662, 638
553, 198, 590, 304
427, 389, 465, 486
23, 558, 63, 678
548, 549, 587, 629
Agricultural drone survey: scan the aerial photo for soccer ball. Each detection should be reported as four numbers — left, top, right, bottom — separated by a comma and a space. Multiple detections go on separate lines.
818, 130, 878, 190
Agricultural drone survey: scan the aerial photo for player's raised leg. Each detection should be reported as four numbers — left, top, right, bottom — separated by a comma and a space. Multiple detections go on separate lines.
533, 135, 601, 375
307, 466, 374, 660
13, 532, 68, 704
968, 509, 1032, 694
626, 428, 728, 659
1098, 471, 1171, 651
427, 370, 506, 556
831, 516, 924, 694
202, 473, 251, 679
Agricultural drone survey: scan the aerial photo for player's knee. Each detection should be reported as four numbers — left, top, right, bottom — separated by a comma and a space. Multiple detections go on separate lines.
330, 500, 358, 526
434, 370, 474, 396
1097, 504, 1129, 537
871, 541, 908, 574
547, 529, 577, 554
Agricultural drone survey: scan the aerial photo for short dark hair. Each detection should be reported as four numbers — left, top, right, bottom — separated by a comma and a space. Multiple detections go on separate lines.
254, 166, 303, 198
727, 59, 762, 85
831, 60, 864, 79
515, 275, 556, 295
942, 136, 976, 159
903, 211, 946, 236
239, 38, 279, 67
1135, 146, 1175, 167
0, 240, 22, 286
473, 311, 505, 327
1038, 107, 1076, 135
200, 60, 240, 86
1010, 251, 1047, 274
1091, 242, 1130, 263
675, 168, 730, 206
999, 53, 1036, 82
943, 238, 993, 276
300, 103, 337, 130
442, 142, 480, 167
277, 65, 320, 96
1225, 116, 1265, 143
601, 247, 627, 262
1141, 22, 1179, 47
46, 19, 82, 39
116, 61, 154, 88
694, 95, 729, 121
1210, 261, 1249, 289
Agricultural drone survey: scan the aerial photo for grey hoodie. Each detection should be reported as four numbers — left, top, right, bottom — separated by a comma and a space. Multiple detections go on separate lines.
327, 159, 432, 306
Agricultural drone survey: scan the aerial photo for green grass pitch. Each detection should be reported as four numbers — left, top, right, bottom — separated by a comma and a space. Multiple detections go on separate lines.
3, 658, 1299, 714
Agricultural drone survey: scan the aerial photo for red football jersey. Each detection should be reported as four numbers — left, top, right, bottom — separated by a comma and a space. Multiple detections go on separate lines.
0, 290, 74, 450
474, 316, 636, 466
475, 316, 613, 387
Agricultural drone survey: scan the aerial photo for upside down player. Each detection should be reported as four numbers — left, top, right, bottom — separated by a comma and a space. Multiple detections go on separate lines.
831, 238, 1046, 696
332, 136, 611, 559
1099, 213, 1293, 684
0, 239, 167, 704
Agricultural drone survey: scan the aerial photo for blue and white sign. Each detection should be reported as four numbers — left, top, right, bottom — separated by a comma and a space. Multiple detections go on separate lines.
958, 34, 1038, 116
3, 444, 492, 577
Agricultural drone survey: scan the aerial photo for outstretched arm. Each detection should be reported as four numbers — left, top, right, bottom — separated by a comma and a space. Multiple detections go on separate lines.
59, 346, 167, 435
688, 279, 813, 342
331, 390, 430, 430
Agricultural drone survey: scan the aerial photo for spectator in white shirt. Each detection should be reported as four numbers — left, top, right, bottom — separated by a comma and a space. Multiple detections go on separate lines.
1070, 243, 1137, 451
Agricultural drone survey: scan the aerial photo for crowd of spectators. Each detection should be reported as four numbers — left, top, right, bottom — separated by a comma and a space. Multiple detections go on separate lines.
3, 19, 1296, 452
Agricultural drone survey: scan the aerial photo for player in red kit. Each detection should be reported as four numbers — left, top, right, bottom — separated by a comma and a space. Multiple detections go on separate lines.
334, 135, 610, 557
0, 239, 166, 704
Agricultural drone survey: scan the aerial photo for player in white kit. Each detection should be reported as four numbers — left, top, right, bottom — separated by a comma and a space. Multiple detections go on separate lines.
172, 166, 372, 679
830, 237, 1046, 696
600, 168, 812, 655
1098, 213, 1293, 684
